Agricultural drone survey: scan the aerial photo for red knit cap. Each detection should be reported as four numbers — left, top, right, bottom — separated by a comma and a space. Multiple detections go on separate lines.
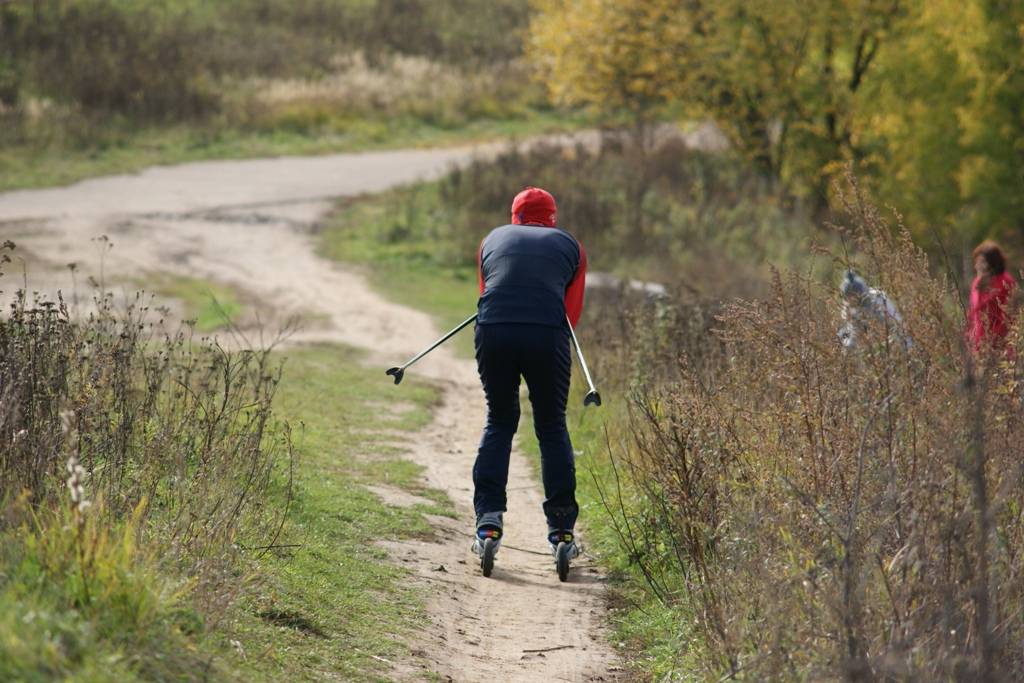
510, 187, 557, 227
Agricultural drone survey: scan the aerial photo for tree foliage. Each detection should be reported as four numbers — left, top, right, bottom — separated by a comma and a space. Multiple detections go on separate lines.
530, 0, 1024, 243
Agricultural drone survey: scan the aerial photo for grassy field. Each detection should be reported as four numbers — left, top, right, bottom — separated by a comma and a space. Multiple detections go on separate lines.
0, 509, 219, 682
0, 271, 456, 681
3, 0, 1016, 673
225, 343, 453, 681
0, 0, 591, 192
1, 112, 583, 193
144, 274, 244, 332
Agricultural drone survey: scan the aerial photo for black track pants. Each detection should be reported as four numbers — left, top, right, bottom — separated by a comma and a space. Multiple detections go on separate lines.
473, 322, 579, 531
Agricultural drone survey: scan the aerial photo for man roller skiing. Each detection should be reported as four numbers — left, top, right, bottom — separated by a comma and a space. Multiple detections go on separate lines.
470, 186, 587, 574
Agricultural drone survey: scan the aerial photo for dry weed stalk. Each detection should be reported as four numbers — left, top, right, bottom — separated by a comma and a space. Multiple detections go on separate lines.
0, 240, 293, 610
599, 177, 1023, 680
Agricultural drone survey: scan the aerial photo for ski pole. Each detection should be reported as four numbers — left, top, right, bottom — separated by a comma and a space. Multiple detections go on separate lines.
566, 317, 601, 407
386, 313, 477, 385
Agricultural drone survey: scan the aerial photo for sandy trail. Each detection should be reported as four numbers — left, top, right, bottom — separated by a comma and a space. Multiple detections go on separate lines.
0, 146, 619, 682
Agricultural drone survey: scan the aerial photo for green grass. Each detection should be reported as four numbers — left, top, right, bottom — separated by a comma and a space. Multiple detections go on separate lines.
0, 110, 585, 193
0, 503, 214, 683
318, 186, 480, 358
144, 273, 244, 332
222, 343, 453, 682
0, 343, 452, 682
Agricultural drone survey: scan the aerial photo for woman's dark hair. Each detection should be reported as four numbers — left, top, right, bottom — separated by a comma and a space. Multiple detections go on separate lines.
973, 240, 1007, 275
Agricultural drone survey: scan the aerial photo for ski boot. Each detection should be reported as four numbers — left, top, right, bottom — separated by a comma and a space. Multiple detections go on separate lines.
471, 512, 503, 577
548, 529, 580, 582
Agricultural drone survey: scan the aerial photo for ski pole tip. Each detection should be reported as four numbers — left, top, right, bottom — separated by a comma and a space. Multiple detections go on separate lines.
386, 367, 405, 385
584, 390, 602, 407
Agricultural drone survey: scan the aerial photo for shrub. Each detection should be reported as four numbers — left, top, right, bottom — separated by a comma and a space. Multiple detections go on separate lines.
0, 1, 217, 120
435, 136, 814, 289
600, 180, 1024, 679
0, 0, 532, 124
0, 241, 293, 602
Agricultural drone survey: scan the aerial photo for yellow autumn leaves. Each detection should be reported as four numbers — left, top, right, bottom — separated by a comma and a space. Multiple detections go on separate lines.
528, 0, 1024, 242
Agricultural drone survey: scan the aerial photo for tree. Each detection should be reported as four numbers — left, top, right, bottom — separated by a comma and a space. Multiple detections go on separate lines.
863, 0, 972, 241
531, 0, 1024, 248
955, 0, 1024, 242
865, 0, 1024, 245
530, 0, 698, 238
529, 0, 907, 208
529, 0, 695, 127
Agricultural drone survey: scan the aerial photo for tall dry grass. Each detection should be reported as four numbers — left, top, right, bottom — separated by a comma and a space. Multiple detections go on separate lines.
0, 241, 293, 605
595, 180, 1023, 680
237, 51, 534, 133
0, 0, 533, 147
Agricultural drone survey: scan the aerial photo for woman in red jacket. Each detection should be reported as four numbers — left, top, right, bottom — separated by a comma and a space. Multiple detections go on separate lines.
967, 240, 1018, 354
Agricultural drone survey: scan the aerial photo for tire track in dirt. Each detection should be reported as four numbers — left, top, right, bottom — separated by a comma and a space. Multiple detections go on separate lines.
0, 145, 620, 682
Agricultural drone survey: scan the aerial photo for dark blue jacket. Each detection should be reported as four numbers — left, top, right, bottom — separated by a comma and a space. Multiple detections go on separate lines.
476, 224, 587, 328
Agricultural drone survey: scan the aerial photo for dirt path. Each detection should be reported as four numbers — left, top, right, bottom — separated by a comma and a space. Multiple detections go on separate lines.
0, 146, 620, 682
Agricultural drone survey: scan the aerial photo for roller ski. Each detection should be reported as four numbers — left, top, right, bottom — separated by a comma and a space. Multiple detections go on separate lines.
549, 530, 580, 582
471, 512, 503, 577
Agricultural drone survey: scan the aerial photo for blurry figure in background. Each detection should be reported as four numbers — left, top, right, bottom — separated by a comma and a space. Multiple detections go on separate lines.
967, 240, 1018, 355
838, 270, 910, 350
